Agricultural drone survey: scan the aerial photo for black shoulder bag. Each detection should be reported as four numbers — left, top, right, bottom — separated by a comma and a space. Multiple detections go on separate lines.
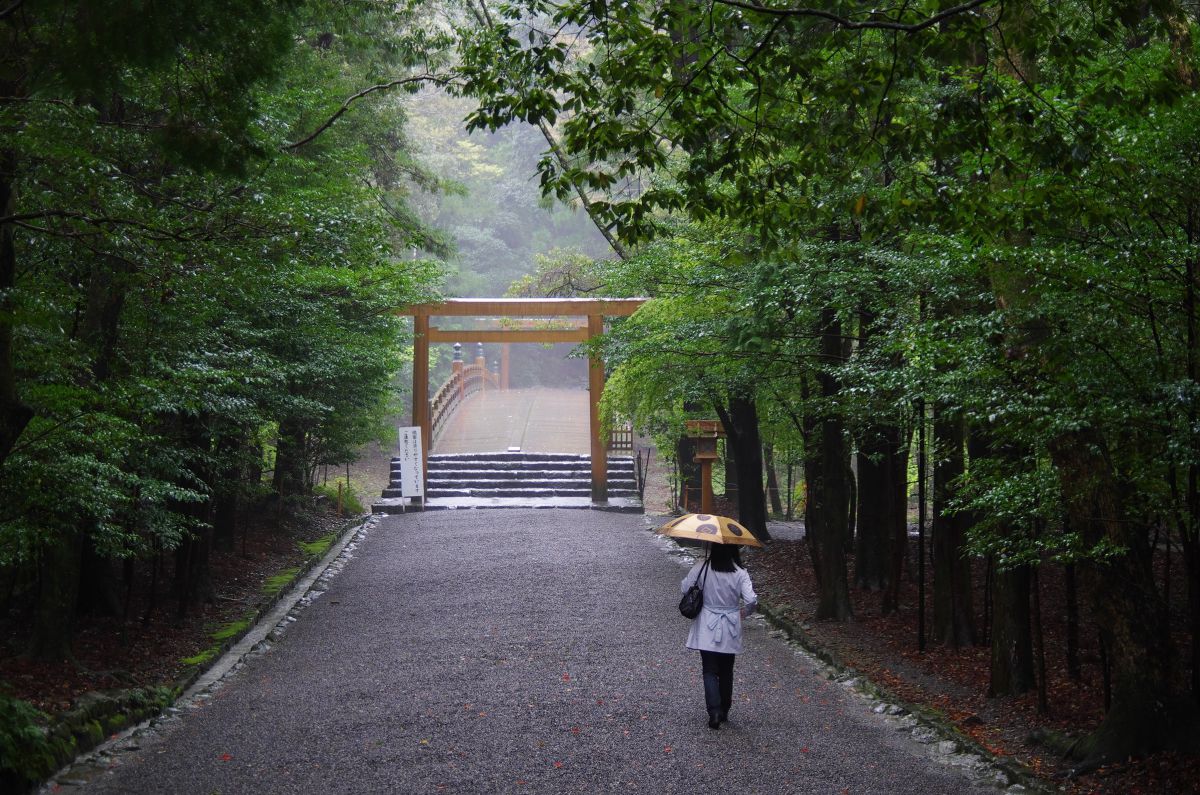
679, 559, 710, 619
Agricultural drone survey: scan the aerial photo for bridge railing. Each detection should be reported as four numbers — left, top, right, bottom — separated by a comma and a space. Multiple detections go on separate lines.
431, 363, 497, 443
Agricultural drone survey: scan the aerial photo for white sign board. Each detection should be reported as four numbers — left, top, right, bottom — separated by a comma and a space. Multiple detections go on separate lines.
396, 426, 424, 498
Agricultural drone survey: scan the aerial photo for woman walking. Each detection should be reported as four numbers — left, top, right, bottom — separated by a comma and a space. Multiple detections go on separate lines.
681, 542, 757, 729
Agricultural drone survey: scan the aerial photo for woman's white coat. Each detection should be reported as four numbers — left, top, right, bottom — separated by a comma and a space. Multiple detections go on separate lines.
681, 559, 757, 654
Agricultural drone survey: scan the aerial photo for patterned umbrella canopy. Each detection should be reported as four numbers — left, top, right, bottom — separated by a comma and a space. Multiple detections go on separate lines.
654, 513, 764, 547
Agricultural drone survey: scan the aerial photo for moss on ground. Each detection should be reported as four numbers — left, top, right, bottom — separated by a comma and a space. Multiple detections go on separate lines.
298, 532, 336, 559
180, 647, 219, 667
211, 612, 255, 643
262, 567, 301, 597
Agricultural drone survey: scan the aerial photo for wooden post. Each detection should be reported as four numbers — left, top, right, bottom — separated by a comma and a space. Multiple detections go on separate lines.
413, 314, 430, 492
452, 342, 464, 400
699, 459, 714, 513
589, 314, 608, 502
501, 343, 510, 390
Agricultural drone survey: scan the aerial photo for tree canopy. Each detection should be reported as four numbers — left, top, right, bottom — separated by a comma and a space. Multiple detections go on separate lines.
455, 0, 1200, 764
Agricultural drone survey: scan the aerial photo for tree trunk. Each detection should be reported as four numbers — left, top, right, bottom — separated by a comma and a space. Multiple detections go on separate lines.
723, 435, 739, 506
1064, 560, 1082, 682
174, 523, 214, 620
171, 411, 216, 617
806, 307, 852, 621
845, 458, 857, 546
212, 482, 239, 552
764, 443, 783, 516
273, 417, 309, 498
77, 531, 122, 618
32, 251, 129, 655
880, 422, 910, 616
1187, 536, 1200, 700
29, 531, 82, 661
932, 405, 975, 647
715, 395, 770, 542
211, 429, 245, 551
855, 428, 889, 591
988, 561, 1034, 697
1051, 430, 1196, 763
980, 430, 1034, 695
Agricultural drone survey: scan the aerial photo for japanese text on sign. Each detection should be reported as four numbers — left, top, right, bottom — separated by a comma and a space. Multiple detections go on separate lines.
397, 426, 424, 497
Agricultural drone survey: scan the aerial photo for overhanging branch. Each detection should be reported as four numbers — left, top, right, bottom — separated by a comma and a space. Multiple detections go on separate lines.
283, 74, 455, 151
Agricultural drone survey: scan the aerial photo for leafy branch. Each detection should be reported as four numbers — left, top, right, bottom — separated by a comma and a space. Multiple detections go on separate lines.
712, 0, 995, 32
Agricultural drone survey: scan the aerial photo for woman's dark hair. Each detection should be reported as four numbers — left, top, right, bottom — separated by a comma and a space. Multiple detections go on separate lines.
708, 543, 744, 573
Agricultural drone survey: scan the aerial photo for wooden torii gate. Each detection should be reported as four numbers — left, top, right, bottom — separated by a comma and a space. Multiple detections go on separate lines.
402, 298, 646, 501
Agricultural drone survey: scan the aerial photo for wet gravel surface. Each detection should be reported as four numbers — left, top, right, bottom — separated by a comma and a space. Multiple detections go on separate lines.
64, 510, 1007, 794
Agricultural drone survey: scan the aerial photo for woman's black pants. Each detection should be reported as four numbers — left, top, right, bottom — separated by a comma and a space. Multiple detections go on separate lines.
700, 650, 736, 717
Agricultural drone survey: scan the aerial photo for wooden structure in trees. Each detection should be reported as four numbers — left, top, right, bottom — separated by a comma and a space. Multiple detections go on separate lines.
685, 419, 724, 513
401, 298, 646, 501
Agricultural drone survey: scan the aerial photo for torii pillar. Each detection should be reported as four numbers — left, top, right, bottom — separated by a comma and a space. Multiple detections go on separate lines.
588, 313, 606, 501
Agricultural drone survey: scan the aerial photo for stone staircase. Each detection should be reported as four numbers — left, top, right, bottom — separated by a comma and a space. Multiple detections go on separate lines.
372, 452, 643, 513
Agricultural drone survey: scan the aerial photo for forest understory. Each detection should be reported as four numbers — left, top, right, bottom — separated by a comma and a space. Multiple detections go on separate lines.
0, 505, 351, 717
747, 530, 1200, 795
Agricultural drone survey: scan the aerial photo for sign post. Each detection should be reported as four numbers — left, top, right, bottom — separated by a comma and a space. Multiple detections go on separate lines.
397, 426, 425, 509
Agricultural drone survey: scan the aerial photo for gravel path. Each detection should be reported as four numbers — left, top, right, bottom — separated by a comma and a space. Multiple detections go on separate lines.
60, 510, 1009, 794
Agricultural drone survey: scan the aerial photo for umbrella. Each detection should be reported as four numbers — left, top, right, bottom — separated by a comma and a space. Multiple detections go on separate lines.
654, 513, 764, 548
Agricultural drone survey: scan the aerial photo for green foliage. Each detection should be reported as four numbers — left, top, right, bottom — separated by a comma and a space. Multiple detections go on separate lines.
406, 91, 614, 297
0, 694, 56, 791
312, 482, 365, 516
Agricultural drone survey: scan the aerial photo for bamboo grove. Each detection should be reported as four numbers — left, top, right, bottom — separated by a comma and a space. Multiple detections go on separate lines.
456, 0, 1200, 767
